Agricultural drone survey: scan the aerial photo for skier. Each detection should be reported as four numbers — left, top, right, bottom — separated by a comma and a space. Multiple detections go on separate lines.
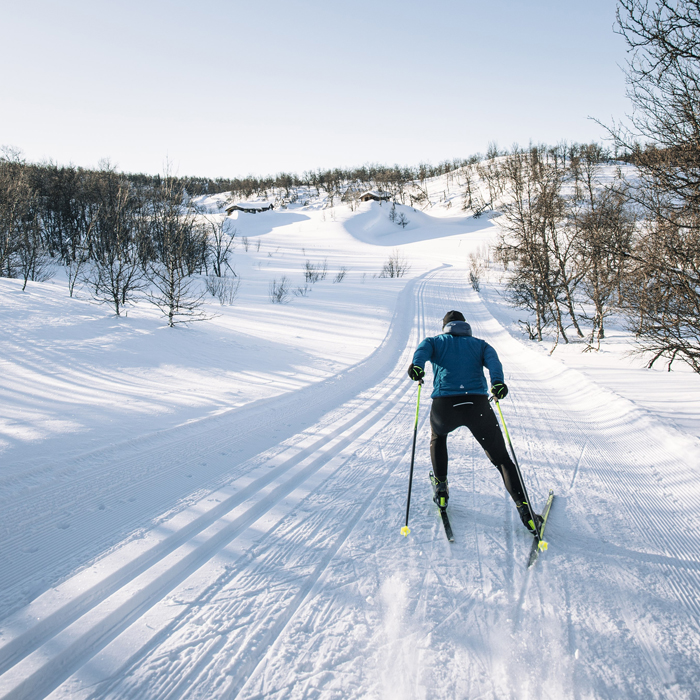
407, 310, 542, 534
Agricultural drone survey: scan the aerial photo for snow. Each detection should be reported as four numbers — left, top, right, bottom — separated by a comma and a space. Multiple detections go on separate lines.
1, 176, 699, 699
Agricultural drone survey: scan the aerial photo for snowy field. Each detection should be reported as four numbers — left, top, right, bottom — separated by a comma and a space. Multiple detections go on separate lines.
1, 188, 700, 699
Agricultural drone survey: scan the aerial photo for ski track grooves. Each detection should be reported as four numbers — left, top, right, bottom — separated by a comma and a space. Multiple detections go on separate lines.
0, 269, 440, 700
414, 269, 700, 699
0, 269, 426, 616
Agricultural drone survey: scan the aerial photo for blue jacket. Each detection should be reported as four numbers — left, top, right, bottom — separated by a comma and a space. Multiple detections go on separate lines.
412, 321, 504, 398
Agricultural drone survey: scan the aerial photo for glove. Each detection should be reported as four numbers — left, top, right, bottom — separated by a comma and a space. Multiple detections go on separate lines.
491, 381, 508, 400
407, 364, 425, 381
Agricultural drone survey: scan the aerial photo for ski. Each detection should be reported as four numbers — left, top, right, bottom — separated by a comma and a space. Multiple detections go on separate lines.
429, 471, 454, 542
439, 507, 455, 542
527, 489, 555, 568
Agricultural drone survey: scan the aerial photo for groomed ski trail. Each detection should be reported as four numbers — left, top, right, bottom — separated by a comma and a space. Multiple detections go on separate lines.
0, 267, 699, 699
0, 268, 437, 699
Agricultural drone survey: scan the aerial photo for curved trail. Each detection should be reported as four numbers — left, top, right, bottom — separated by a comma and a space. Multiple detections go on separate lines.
0, 267, 434, 620
1, 267, 699, 700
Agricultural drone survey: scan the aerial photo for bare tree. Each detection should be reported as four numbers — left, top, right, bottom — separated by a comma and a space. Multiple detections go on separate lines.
67, 243, 91, 298
496, 147, 571, 343
571, 161, 635, 348
147, 180, 208, 326
475, 157, 505, 213
620, 217, 700, 370
462, 167, 477, 211
17, 213, 53, 290
609, 0, 700, 370
202, 214, 236, 277
86, 181, 145, 316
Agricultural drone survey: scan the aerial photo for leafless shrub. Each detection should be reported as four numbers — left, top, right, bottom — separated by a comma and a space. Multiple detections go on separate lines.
206, 274, 241, 305
269, 276, 290, 303
303, 259, 327, 283
519, 319, 540, 340
333, 266, 348, 283
380, 249, 410, 278
468, 252, 484, 292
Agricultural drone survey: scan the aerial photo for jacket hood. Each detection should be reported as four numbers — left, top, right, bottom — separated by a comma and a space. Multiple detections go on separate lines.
443, 320, 472, 337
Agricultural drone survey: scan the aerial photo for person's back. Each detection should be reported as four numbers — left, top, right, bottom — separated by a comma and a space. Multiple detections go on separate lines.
412, 319, 502, 397
407, 310, 543, 534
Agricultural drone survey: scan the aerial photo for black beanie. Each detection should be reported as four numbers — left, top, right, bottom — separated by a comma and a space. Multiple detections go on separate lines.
442, 310, 466, 326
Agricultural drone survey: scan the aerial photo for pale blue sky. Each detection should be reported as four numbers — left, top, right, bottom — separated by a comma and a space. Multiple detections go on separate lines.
1, 0, 630, 177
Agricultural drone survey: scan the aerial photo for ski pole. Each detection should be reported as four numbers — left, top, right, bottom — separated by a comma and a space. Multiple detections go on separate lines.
492, 396, 547, 548
401, 380, 422, 537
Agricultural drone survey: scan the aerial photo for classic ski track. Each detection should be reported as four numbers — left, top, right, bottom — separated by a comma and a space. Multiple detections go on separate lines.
233, 272, 502, 699
0, 370, 401, 668
220, 409, 424, 700
413, 268, 700, 698
169, 279, 440, 699
0, 263, 433, 617
46, 281, 437, 700
425, 274, 521, 698
96, 401, 418, 700
122, 309, 436, 699
0, 269, 437, 620
0, 270, 441, 700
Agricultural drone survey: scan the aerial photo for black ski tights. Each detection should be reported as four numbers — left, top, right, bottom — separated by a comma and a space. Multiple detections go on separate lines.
429, 394, 525, 504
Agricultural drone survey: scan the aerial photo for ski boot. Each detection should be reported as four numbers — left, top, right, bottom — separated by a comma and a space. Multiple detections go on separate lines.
429, 471, 449, 510
517, 502, 543, 535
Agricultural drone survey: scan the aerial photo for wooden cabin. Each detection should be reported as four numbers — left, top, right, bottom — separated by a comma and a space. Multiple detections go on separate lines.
225, 201, 274, 215
359, 190, 391, 202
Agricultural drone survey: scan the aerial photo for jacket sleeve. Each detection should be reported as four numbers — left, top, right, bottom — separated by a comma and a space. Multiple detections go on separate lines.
412, 337, 434, 369
483, 342, 504, 384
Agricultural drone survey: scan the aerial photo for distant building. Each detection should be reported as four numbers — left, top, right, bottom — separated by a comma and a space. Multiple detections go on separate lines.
225, 201, 274, 215
359, 190, 391, 202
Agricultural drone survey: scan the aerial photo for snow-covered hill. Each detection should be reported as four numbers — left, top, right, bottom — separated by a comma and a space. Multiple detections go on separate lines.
0, 184, 699, 699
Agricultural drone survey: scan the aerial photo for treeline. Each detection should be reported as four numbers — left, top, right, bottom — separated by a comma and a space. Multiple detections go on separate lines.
0, 152, 476, 217
199, 158, 477, 204
0, 158, 236, 325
